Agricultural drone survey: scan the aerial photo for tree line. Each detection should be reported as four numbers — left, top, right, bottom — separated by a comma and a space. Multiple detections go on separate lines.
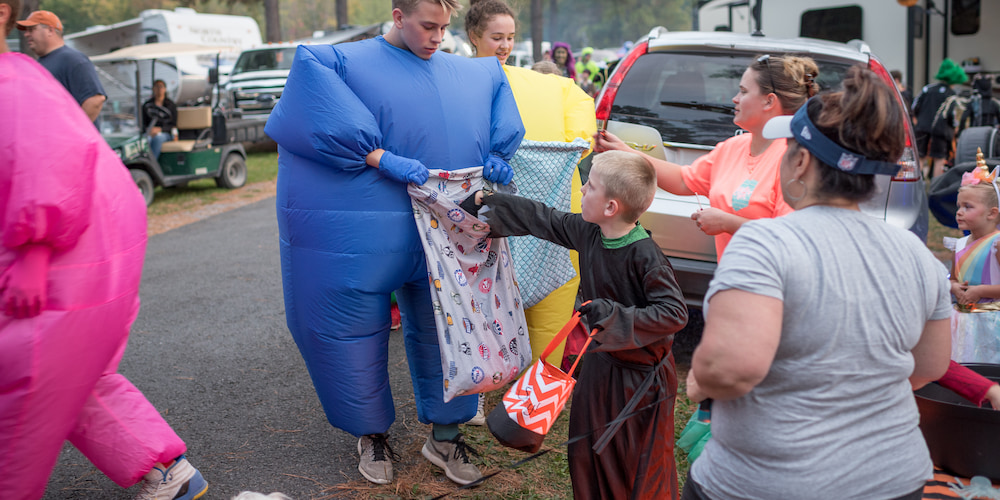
17, 0, 692, 57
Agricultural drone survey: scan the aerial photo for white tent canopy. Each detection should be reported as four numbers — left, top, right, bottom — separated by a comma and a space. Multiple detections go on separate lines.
90, 42, 237, 63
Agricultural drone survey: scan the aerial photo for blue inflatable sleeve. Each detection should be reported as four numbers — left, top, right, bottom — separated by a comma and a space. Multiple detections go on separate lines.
488, 57, 524, 162
265, 45, 381, 169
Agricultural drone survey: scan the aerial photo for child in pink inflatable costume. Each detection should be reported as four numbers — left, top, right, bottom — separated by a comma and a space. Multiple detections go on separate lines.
0, 2, 204, 499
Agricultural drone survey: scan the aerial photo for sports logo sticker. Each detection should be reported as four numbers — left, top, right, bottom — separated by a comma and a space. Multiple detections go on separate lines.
447, 208, 465, 223
478, 343, 490, 361
454, 269, 468, 286
459, 342, 471, 355
490, 319, 503, 336
448, 361, 457, 379
471, 366, 485, 384
508, 338, 518, 356
492, 371, 503, 384
462, 317, 474, 333
478, 278, 493, 294
498, 346, 510, 362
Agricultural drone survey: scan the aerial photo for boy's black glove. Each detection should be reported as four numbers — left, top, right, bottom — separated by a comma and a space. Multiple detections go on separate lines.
459, 192, 482, 218
578, 298, 614, 330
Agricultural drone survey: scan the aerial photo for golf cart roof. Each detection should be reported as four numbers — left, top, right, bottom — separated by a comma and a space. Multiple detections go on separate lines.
90, 42, 237, 63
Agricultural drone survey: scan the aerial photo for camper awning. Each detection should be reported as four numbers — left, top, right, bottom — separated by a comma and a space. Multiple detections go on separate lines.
90, 42, 238, 63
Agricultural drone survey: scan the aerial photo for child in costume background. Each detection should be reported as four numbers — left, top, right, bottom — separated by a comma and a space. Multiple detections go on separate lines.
948, 151, 1000, 363
462, 150, 688, 499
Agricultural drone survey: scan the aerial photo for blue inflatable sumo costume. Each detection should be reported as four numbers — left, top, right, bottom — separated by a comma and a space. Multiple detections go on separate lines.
264, 37, 524, 437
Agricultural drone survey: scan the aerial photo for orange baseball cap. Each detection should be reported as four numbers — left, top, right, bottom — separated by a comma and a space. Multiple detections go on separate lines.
16, 11, 63, 32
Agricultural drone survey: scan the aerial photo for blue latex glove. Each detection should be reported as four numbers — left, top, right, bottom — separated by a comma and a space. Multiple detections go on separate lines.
378, 151, 429, 185
483, 154, 514, 185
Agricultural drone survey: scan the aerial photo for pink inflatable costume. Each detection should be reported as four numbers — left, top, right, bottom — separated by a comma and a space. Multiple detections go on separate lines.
0, 52, 186, 499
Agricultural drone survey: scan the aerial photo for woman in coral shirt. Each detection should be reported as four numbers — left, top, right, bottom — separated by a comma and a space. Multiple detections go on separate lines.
596, 55, 819, 256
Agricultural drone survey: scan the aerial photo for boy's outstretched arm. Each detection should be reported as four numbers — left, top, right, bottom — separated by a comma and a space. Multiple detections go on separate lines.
459, 191, 590, 250
581, 264, 688, 352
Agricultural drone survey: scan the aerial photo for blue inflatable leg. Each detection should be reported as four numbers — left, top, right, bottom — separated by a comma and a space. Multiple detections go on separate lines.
280, 246, 396, 437
396, 278, 478, 425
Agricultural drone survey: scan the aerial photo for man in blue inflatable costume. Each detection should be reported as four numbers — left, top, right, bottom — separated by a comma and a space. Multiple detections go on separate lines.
264, 0, 524, 487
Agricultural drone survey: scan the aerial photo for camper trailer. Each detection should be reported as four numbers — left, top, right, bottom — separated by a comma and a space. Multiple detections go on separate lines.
67, 8, 262, 105
697, 0, 998, 92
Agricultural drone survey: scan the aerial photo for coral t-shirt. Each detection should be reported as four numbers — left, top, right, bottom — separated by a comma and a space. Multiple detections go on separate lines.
680, 133, 793, 257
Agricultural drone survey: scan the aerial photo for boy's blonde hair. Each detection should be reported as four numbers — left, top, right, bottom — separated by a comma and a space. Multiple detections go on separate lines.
590, 150, 657, 223
393, 0, 462, 15
959, 183, 1000, 209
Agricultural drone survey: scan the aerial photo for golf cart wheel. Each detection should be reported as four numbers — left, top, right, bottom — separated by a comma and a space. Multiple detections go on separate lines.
216, 153, 247, 189
131, 168, 155, 206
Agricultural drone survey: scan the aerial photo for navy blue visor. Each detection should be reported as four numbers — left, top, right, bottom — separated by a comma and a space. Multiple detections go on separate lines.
762, 99, 902, 176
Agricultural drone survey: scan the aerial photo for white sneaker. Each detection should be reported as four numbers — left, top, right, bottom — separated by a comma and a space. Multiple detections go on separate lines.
465, 394, 486, 426
133, 455, 208, 500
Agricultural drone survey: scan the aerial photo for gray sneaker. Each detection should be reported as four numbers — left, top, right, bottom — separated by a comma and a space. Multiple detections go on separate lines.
358, 433, 396, 484
421, 433, 482, 485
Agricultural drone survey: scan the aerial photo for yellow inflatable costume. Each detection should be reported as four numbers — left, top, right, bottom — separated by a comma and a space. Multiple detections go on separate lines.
502, 64, 596, 364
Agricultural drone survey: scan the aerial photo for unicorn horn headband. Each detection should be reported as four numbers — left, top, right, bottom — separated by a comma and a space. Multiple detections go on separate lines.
961, 147, 1000, 202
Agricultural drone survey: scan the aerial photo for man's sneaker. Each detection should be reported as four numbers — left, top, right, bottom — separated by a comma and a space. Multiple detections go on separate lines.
133, 455, 208, 500
421, 432, 482, 486
358, 433, 397, 484
465, 394, 486, 426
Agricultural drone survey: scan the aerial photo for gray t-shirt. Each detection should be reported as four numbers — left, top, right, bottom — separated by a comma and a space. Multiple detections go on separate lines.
691, 206, 951, 500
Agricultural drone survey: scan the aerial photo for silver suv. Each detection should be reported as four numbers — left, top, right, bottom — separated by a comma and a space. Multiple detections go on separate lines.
595, 30, 928, 306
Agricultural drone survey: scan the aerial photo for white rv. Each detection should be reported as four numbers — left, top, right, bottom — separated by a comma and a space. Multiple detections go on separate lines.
697, 0, 999, 92
67, 8, 262, 104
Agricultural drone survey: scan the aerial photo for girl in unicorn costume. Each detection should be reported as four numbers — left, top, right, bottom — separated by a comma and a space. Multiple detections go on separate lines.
948, 149, 1000, 363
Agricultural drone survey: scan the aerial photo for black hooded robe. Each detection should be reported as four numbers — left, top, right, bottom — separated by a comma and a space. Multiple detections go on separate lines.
479, 192, 688, 500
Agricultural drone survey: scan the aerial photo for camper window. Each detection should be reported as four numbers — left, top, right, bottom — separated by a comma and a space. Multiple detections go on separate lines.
800, 6, 863, 44
951, 0, 980, 36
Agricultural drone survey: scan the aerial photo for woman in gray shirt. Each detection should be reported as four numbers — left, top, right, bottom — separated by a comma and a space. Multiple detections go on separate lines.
683, 66, 952, 500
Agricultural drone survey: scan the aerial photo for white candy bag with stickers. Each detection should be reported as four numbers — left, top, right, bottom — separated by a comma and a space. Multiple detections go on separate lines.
407, 167, 532, 402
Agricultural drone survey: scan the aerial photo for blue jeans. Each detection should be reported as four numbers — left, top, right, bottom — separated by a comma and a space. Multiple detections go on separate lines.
148, 132, 172, 159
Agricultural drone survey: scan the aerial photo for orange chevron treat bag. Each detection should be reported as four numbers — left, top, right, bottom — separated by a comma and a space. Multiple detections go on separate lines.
487, 309, 595, 453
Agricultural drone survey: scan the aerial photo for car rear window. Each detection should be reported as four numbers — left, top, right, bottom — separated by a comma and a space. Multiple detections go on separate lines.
231, 47, 297, 76
610, 51, 857, 147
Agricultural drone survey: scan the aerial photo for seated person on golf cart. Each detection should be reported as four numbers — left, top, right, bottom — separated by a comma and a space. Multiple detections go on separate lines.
141, 79, 177, 159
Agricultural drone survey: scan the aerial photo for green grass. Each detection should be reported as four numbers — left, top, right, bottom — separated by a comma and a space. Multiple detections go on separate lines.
146, 151, 278, 216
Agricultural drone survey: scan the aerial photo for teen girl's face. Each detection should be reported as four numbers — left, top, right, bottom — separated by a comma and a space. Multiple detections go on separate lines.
733, 67, 771, 131
956, 188, 997, 233
471, 14, 515, 65
580, 171, 611, 223
394, 1, 451, 60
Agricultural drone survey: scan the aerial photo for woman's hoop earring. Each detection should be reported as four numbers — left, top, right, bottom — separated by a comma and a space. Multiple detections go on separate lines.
785, 179, 807, 202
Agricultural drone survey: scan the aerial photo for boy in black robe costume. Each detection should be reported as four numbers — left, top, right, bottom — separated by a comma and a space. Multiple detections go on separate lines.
463, 150, 688, 499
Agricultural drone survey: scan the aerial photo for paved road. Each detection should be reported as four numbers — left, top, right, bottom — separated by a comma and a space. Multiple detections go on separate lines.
42, 198, 424, 499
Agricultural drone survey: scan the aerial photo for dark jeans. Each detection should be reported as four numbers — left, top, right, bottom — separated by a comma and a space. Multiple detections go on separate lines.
679, 470, 925, 500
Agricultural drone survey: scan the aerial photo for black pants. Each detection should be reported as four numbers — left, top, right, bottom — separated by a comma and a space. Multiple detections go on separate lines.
679, 470, 925, 500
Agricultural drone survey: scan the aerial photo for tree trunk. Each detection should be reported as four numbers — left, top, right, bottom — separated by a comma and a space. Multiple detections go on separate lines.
19, 0, 40, 55
547, 0, 558, 43
531, 0, 543, 63
335, 0, 348, 29
264, 0, 282, 42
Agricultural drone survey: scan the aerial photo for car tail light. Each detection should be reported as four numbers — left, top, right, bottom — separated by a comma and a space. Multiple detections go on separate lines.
595, 40, 648, 125
869, 56, 921, 182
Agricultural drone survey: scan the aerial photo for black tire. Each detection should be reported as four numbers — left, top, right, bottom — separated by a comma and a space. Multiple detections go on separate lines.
130, 168, 155, 206
215, 153, 247, 189
955, 126, 1000, 165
